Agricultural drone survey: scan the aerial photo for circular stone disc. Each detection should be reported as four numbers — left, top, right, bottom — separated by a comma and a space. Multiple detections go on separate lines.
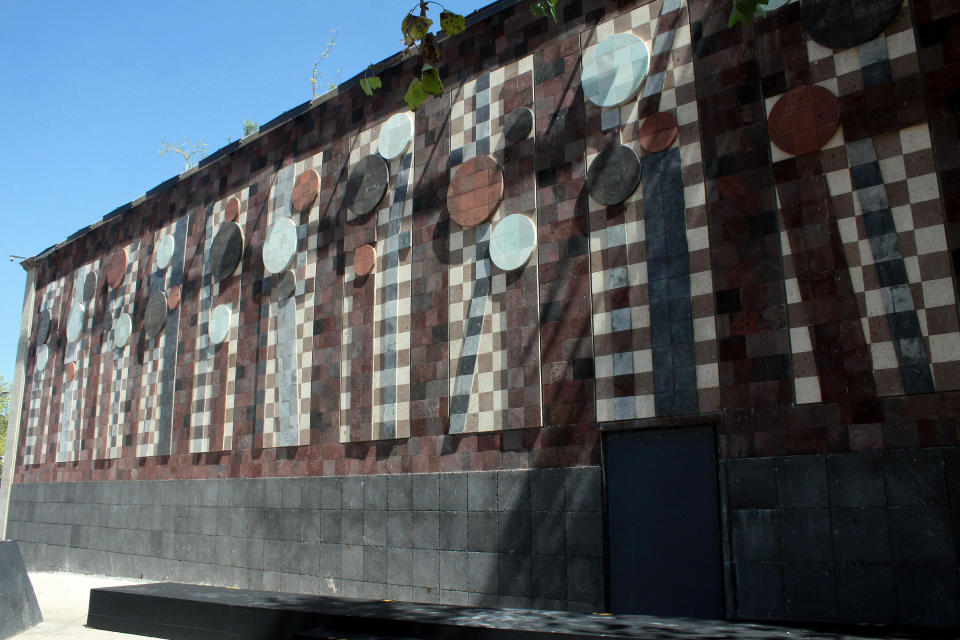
145, 291, 168, 339
208, 304, 232, 345
354, 244, 377, 277
345, 154, 390, 218
767, 85, 840, 156
292, 169, 321, 213
66, 304, 85, 343
447, 156, 505, 228
274, 270, 296, 300
378, 113, 414, 160
586, 145, 642, 206
490, 214, 537, 272
758, 0, 791, 10
504, 107, 534, 144
168, 285, 181, 310
582, 32, 651, 108
639, 111, 679, 153
36, 344, 49, 372
82, 271, 97, 304
224, 196, 241, 222
801, 0, 902, 50
263, 217, 299, 275
210, 222, 244, 282
65, 362, 76, 383
36, 309, 51, 345
112, 313, 132, 350
155, 234, 175, 270
106, 249, 128, 289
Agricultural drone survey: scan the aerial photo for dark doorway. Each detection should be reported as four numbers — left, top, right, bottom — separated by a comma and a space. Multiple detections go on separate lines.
604, 424, 724, 618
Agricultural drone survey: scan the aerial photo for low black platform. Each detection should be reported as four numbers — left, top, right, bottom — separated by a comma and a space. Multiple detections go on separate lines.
87, 583, 941, 640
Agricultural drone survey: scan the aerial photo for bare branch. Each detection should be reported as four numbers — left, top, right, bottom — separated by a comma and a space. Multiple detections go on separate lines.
158, 138, 207, 171
311, 27, 341, 99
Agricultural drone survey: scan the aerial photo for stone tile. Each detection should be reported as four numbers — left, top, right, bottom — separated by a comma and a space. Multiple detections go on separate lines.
831, 508, 891, 564
776, 456, 828, 507
895, 565, 960, 628
782, 563, 837, 621
439, 474, 468, 512
530, 468, 565, 512
468, 472, 498, 511
779, 508, 832, 563
888, 507, 956, 566
467, 512, 498, 552
731, 509, 780, 562
884, 449, 949, 506
411, 474, 439, 511
564, 467, 601, 512
439, 512, 468, 551
497, 471, 531, 512
727, 459, 778, 509
827, 451, 885, 507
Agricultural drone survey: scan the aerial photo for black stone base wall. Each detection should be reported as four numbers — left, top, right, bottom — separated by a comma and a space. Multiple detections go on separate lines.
724, 447, 960, 628
5, 468, 604, 613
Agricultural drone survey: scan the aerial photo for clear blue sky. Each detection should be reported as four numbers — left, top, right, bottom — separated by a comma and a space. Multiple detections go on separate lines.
0, 0, 490, 386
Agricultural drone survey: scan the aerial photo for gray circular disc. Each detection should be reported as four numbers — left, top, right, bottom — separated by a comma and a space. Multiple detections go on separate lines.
36, 344, 49, 372
66, 304, 85, 343
758, 0, 790, 10
801, 0, 902, 50
36, 309, 51, 344
274, 270, 296, 300
504, 107, 534, 144
262, 217, 299, 275
209, 304, 232, 345
210, 222, 244, 282
586, 145, 641, 206
112, 313, 132, 350
155, 234, 175, 270
582, 32, 651, 108
490, 214, 537, 271
145, 291, 168, 339
345, 154, 389, 218
82, 271, 97, 304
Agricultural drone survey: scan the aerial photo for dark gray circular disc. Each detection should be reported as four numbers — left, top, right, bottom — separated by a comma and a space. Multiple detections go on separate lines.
210, 222, 244, 282
36, 309, 51, 344
82, 272, 97, 303
274, 269, 296, 300
504, 107, 534, 144
345, 154, 389, 218
145, 291, 168, 339
586, 145, 641, 206
801, 0, 902, 50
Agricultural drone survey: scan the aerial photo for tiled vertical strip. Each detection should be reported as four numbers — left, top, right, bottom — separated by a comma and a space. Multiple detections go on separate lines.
23, 278, 65, 465
448, 54, 540, 433
95, 239, 141, 460
844, 138, 935, 393
56, 264, 97, 463
136, 217, 188, 457
373, 152, 413, 440
638, 0, 684, 117
189, 194, 247, 453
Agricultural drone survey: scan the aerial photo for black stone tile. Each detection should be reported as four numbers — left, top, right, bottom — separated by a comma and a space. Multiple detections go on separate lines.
836, 564, 898, 624
884, 449, 949, 506
735, 562, 784, 619
861, 61, 893, 88
888, 507, 956, 566
850, 162, 884, 191
731, 509, 780, 562
886, 310, 923, 340
782, 563, 837, 621
831, 508, 891, 564
874, 259, 909, 287
895, 565, 960, 628
944, 448, 960, 506
780, 508, 832, 563
727, 458, 778, 508
827, 451, 885, 507
777, 456, 828, 508
715, 288, 742, 314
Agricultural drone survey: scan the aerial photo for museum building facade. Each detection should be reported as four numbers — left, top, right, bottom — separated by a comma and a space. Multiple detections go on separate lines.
2, 0, 960, 629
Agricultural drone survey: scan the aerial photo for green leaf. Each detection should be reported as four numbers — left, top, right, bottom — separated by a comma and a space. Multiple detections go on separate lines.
405, 78, 429, 111
401, 13, 433, 47
420, 32, 442, 65
366, 76, 382, 92
440, 11, 466, 36
421, 64, 443, 96
359, 78, 373, 96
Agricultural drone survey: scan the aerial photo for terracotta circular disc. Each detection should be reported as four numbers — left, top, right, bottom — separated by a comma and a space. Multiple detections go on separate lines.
144, 291, 168, 339
586, 145, 641, 206
767, 85, 840, 156
801, 0, 902, 50
274, 270, 296, 300
65, 362, 76, 382
36, 309, 51, 345
224, 196, 241, 222
106, 249, 128, 289
292, 169, 320, 213
82, 271, 97, 304
167, 285, 181, 310
210, 222, 244, 282
447, 156, 504, 228
354, 244, 377, 276
638, 112, 679, 153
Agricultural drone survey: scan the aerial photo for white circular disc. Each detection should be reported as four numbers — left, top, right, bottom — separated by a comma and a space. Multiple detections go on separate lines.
155, 235, 175, 270
209, 304, 232, 345
262, 217, 299, 275
112, 313, 132, 349
36, 344, 49, 372
582, 32, 651, 108
66, 305, 85, 343
758, 0, 790, 10
490, 214, 537, 272
377, 112, 414, 160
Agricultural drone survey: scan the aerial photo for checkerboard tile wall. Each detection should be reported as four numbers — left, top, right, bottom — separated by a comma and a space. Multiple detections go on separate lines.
22, 276, 66, 466
447, 54, 542, 434
136, 216, 189, 458
340, 119, 415, 442
57, 261, 99, 463
94, 238, 141, 460
188, 193, 248, 453
257, 152, 322, 448
584, 0, 719, 421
